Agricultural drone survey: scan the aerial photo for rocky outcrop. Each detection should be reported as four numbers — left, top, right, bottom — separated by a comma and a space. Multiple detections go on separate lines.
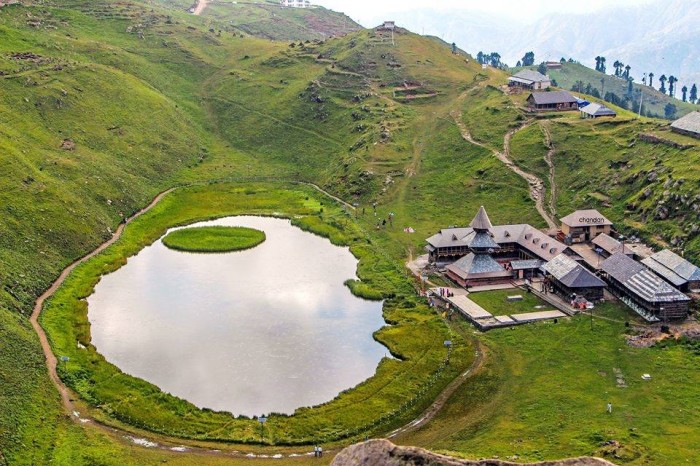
331, 439, 616, 466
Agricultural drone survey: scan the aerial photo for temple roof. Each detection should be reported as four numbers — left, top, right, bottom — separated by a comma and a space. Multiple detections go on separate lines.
469, 206, 493, 231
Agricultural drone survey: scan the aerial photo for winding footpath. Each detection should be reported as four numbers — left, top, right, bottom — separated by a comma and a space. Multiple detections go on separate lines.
450, 111, 558, 230
540, 122, 558, 221
192, 0, 208, 15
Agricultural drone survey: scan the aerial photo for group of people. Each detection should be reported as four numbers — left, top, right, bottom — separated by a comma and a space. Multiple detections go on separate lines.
437, 287, 454, 298
313, 445, 323, 457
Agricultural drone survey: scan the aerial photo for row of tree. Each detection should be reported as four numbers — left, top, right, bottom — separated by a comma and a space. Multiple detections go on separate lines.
595, 55, 698, 104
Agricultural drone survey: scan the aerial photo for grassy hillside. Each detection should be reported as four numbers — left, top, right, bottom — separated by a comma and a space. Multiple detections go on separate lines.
196, 0, 361, 40
0, 0, 699, 464
515, 62, 698, 119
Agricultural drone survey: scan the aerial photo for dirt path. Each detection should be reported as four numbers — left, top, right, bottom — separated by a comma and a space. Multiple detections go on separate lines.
192, 0, 208, 15
540, 122, 558, 220
451, 112, 558, 230
387, 338, 486, 439
30, 188, 176, 419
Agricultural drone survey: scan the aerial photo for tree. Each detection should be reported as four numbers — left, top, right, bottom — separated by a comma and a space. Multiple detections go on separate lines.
648, 72, 654, 87
595, 56, 601, 72
624, 64, 631, 78
600, 57, 606, 73
659, 74, 667, 94
627, 77, 634, 96
681, 85, 688, 102
451, 42, 457, 54
516, 60, 522, 67
591, 88, 601, 98
522, 51, 535, 66
476, 51, 484, 64
613, 60, 620, 76
668, 76, 677, 97
489, 52, 501, 67
537, 62, 547, 75
690, 84, 698, 104
664, 102, 677, 119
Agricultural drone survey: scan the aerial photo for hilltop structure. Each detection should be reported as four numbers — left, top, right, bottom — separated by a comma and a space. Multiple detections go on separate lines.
280, 0, 311, 7
580, 103, 617, 119
527, 91, 578, 112
671, 111, 700, 139
508, 70, 551, 90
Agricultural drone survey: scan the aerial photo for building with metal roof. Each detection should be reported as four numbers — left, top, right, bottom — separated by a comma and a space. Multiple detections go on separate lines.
600, 253, 690, 321
580, 103, 617, 119
670, 111, 700, 139
526, 91, 578, 112
543, 253, 606, 301
508, 70, 551, 90
641, 249, 700, 292
560, 209, 613, 244
591, 233, 632, 258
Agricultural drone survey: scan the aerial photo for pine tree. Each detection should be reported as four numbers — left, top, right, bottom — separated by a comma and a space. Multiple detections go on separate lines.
648, 72, 654, 87
522, 51, 535, 66
659, 74, 667, 94
690, 84, 698, 104
681, 85, 688, 102
477, 51, 484, 64
537, 62, 547, 75
627, 77, 634, 96
668, 76, 677, 97
613, 60, 620, 76
664, 102, 677, 119
516, 60, 522, 67
600, 57, 606, 73
624, 65, 631, 78
595, 56, 601, 72
451, 42, 457, 54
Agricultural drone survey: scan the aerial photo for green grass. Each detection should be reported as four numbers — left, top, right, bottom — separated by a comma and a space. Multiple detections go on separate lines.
40, 182, 473, 446
468, 289, 554, 316
398, 302, 700, 464
162, 225, 266, 252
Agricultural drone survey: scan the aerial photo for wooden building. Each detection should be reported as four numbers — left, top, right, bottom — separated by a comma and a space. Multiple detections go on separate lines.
508, 70, 551, 90
580, 103, 616, 119
591, 233, 632, 258
445, 207, 512, 287
670, 111, 700, 139
560, 209, 613, 243
601, 253, 690, 321
641, 249, 700, 292
543, 253, 606, 301
526, 91, 578, 112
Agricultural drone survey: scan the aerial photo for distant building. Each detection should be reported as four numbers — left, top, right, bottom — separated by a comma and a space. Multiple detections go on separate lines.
526, 91, 578, 112
543, 253, 606, 301
580, 103, 617, 119
280, 0, 311, 7
670, 111, 700, 139
560, 209, 613, 243
545, 61, 562, 70
380, 21, 396, 30
601, 253, 690, 321
508, 70, 551, 90
641, 249, 700, 292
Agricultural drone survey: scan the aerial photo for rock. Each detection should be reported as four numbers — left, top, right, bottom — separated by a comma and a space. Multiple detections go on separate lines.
646, 171, 658, 182
655, 205, 669, 220
60, 139, 76, 151
331, 439, 616, 466
641, 188, 652, 200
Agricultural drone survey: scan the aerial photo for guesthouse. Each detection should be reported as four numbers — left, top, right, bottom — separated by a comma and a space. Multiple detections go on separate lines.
670, 111, 700, 139
601, 253, 690, 321
508, 70, 551, 90
526, 91, 578, 112
560, 209, 613, 243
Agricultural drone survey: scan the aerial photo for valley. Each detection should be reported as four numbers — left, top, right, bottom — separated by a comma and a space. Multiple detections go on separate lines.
0, 1, 699, 465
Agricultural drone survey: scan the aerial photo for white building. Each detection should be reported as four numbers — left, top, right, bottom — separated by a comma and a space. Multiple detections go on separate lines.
281, 0, 311, 7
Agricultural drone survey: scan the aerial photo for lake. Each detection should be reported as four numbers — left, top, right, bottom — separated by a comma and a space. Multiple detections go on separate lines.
87, 216, 387, 417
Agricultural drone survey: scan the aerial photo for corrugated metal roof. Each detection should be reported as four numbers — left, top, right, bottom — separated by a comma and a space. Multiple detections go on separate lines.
528, 90, 576, 105
601, 253, 689, 303
641, 249, 700, 287
641, 257, 687, 287
580, 103, 616, 117
511, 259, 542, 270
544, 253, 606, 288
510, 70, 550, 83
560, 209, 613, 228
591, 233, 626, 254
671, 111, 700, 135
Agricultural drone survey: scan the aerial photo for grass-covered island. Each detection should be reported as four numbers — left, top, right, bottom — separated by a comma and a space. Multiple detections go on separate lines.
162, 226, 266, 253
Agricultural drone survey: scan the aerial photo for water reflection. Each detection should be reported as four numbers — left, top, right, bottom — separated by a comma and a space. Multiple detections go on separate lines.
87, 216, 387, 416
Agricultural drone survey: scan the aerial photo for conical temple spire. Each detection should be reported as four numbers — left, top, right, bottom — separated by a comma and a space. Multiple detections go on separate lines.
470, 206, 493, 231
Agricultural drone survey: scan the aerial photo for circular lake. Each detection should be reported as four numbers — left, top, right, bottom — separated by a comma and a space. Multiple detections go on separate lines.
87, 216, 387, 416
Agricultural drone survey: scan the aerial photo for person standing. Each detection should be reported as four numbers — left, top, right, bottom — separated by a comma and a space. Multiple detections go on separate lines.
607, 402, 613, 414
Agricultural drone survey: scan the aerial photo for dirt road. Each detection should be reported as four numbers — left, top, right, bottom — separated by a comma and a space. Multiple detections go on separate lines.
192, 0, 208, 15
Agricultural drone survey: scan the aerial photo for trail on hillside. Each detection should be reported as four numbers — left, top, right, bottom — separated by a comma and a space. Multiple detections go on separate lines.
192, 0, 208, 15
451, 111, 558, 229
540, 122, 558, 220
387, 338, 487, 439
